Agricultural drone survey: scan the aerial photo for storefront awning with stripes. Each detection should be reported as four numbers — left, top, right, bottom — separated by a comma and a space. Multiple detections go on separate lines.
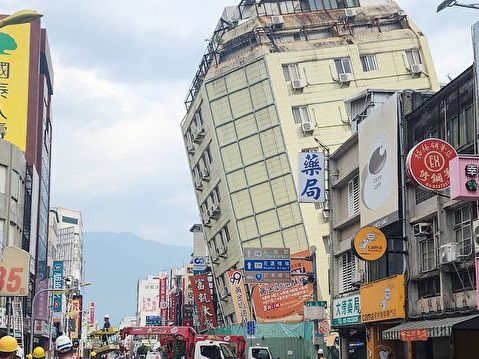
382, 314, 479, 340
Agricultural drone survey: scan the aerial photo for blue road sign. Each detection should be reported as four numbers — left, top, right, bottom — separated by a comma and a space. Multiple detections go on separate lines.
244, 259, 291, 272
247, 320, 256, 337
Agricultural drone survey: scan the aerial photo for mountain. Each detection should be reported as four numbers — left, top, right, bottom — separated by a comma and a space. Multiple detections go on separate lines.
83, 231, 192, 325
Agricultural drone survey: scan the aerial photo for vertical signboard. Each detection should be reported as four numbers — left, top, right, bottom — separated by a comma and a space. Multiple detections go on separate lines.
182, 304, 194, 327
227, 270, 252, 324
190, 274, 218, 331
297, 152, 325, 203
159, 272, 168, 325
169, 292, 177, 326
89, 302, 95, 328
70, 295, 82, 339
0, 23, 31, 151
476, 257, 479, 310
358, 94, 399, 228
34, 277, 49, 321
332, 294, 361, 326
473, 22, 479, 152
52, 261, 64, 312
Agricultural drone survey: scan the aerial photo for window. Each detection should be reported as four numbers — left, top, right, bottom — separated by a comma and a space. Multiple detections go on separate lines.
347, 175, 359, 217
406, 49, 422, 66
420, 237, 436, 272
0, 219, 4, 250
10, 171, 19, 200
417, 277, 440, 298
251, 348, 272, 359
212, 187, 220, 205
0, 165, 5, 194
360, 55, 378, 72
204, 147, 212, 167
339, 251, 356, 293
452, 270, 476, 293
291, 106, 311, 124
454, 206, 475, 257
447, 106, 473, 149
335, 57, 352, 75
193, 166, 201, 181
194, 109, 203, 129
282, 64, 300, 81
61, 216, 79, 225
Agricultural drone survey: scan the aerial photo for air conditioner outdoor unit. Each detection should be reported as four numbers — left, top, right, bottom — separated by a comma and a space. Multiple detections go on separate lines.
292, 78, 307, 90
211, 255, 219, 264
439, 243, 458, 265
201, 168, 210, 181
301, 121, 315, 133
186, 141, 195, 154
473, 220, 479, 255
410, 63, 424, 74
344, 8, 357, 18
218, 247, 228, 258
271, 15, 284, 27
194, 178, 203, 190
339, 72, 353, 84
413, 222, 432, 237
195, 123, 205, 135
352, 269, 365, 286
203, 215, 211, 227
209, 204, 221, 219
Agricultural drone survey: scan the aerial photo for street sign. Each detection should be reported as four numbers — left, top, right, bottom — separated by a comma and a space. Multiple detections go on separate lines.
304, 301, 327, 321
243, 248, 291, 284
192, 257, 207, 272
146, 315, 162, 326
246, 320, 256, 338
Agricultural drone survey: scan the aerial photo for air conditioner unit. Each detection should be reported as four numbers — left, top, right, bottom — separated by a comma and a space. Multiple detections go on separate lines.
218, 247, 228, 258
195, 123, 205, 135
201, 168, 210, 181
203, 215, 211, 227
413, 222, 432, 237
194, 178, 203, 190
344, 8, 357, 18
292, 78, 307, 90
271, 15, 284, 27
186, 141, 195, 154
339, 72, 353, 84
439, 243, 458, 265
209, 204, 221, 219
351, 269, 365, 286
301, 121, 315, 133
410, 63, 424, 74
473, 220, 479, 255
211, 254, 219, 264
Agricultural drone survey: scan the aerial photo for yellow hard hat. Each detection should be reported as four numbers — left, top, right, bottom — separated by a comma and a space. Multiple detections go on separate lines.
26, 354, 33, 359
0, 335, 18, 353
90, 352, 97, 357
32, 347, 45, 358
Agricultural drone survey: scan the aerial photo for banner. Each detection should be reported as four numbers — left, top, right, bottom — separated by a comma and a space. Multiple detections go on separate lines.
159, 272, 168, 325
0, 246, 29, 296
70, 295, 82, 339
251, 250, 313, 323
169, 292, 177, 326
89, 302, 95, 328
0, 23, 31, 151
227, 270, 251, 324
297, 152, 325, 203
183, 304, 194, 327
190, 274, 218, 331
52, 261, 64, 312
34, 277, 49, 321
358, 94, 399, 228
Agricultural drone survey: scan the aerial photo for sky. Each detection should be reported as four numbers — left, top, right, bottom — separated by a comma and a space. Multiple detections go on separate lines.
2, 0, 478, 246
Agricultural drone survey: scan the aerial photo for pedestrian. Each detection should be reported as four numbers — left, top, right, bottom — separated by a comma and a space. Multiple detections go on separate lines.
103, 315, 111, 330
317, 348, 324, 359
0, 335, 19, 359
90, 351, 97, 359
32, 347, 45, 359
26, 355, 32, 359
54, 335, 75, 359
15, 347, 24, 359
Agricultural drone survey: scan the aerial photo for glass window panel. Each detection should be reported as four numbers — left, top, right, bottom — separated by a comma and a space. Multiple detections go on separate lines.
0, 165, 6, 194
0, 219, 4, 249
225, 69, 248, 92
231, 189, 254, 218
250, 183, 275, 212
235, 114, 257, 139
206, 78, 227, 100
256, 210, 280, 235
243, 238, 261, 247
266, 154, 290, 178
246, 60, 268, 84
239, 135, 262, 166
250, 81, 273, 109
283, 225, 307, 252
229, 89, 253, 118
227, 169, 247, 192
271, 175, 296, 206
459, 110, 466, 147
210, 97, 232, 126
217, 122, 236, 147
260, 231, 283, 247
277, 204, 302, 227
260, 128, 284, 157
256, 106, 278, 131
245, 162, 268, 186
221, 143, 242, 172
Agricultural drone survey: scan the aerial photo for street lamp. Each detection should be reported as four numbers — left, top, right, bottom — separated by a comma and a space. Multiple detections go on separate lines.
30, 288, 71, 354
437, 0, 479, 12
0, 9, 43, 29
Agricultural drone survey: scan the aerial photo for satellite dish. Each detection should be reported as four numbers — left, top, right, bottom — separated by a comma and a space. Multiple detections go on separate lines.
437, 0, 456, 12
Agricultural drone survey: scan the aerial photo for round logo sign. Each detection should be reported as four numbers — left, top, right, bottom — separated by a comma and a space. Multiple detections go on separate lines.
352, 226, 387, 261
406, 138, 457, 191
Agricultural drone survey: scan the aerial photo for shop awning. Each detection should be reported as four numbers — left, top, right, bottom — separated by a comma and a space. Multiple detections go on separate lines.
382, 314, 479, 340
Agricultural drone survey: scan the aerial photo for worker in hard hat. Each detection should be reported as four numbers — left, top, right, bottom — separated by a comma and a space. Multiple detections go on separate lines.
317, 348, 324, 359
90, 352, 96, 359
0, 335, 19, 359
32, 347, 45, 359
26, 355, 32, 359
15, 347, 24, 359
54, 335, 74, 359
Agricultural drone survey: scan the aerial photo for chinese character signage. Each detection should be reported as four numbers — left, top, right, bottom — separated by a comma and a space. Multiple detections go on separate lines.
297, 152, 325, 203
352, 226, 387, 261
70, 295, 82, 339
251, 250, 314, 323
89, 302, 95, 328
243, 248, 291, 284
182, 304, 194, 327
332, 294, 360, 326
450, 156, 479, 201
169, 291, 177, 326
359, 94, 399, 228
34, 277, 49, 321
400, 329, 428, 342
190, 274, 217, 331
0, 23, 32, 151
360, 275, 405, 323
52, 261, 64, 312
159, 272, 168, 325
227, 270, 252, 324
304, 301, 327, 321
0, 246, 29, 296
406, 138, 457, 191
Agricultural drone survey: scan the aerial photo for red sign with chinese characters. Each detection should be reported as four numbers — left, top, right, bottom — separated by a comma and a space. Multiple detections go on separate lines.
400, 329, 428, 342
190, 274, 217, 331
406, 138, 457, 191
89, 302, 95, 327
169, 292, 177, 325
159, 272, 168, 325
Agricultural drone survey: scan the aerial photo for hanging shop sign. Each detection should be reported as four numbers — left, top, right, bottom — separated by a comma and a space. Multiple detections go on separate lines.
297, 152, 325, 203
0, 246, 29, 296
159, 272, 168, 325
332, 294, 361, 326
352, 226, 387, 261
227, 270, 252, 324
406, 138, 457, 191
190, 274, 218, 331
449, 156, 479, 201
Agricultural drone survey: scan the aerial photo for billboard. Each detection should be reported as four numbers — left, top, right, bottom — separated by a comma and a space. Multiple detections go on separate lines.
227, 270, 252, 324
0, 23, 32, 151
52, 261, 63, 312
70, 295, 82, 339
190, 274, 218, 331
0, 246, 29, 296
34, 277, 49, 321
358, 94, 399, 228
89, 302, 95, 328
297, 152, 325, 203
159, 272, 168, 325
251, 250, 313, 323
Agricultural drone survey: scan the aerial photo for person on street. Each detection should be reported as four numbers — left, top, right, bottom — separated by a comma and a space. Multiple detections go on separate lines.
32, 347, 45, 359
90, 351, 97, 359
26, 355, 32, 359
0, 336, 19, 359
317, 348, 324, 359
15, 347, 24, 359
103, 315, 111, 330
54, 335, 75, 359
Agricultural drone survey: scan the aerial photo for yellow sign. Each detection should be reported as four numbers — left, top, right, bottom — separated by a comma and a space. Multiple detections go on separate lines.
0, 23, 31, 151
353, 226, 387, 261
0, 246, 30, 296
360, 275, 405, 323
227, 270, 252, 323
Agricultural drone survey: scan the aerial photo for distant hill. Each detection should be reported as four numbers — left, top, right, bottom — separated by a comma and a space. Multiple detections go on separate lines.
83, 232, 192, 325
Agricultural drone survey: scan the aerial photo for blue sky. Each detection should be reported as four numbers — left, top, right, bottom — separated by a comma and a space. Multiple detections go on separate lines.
2, 0, 478, 246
